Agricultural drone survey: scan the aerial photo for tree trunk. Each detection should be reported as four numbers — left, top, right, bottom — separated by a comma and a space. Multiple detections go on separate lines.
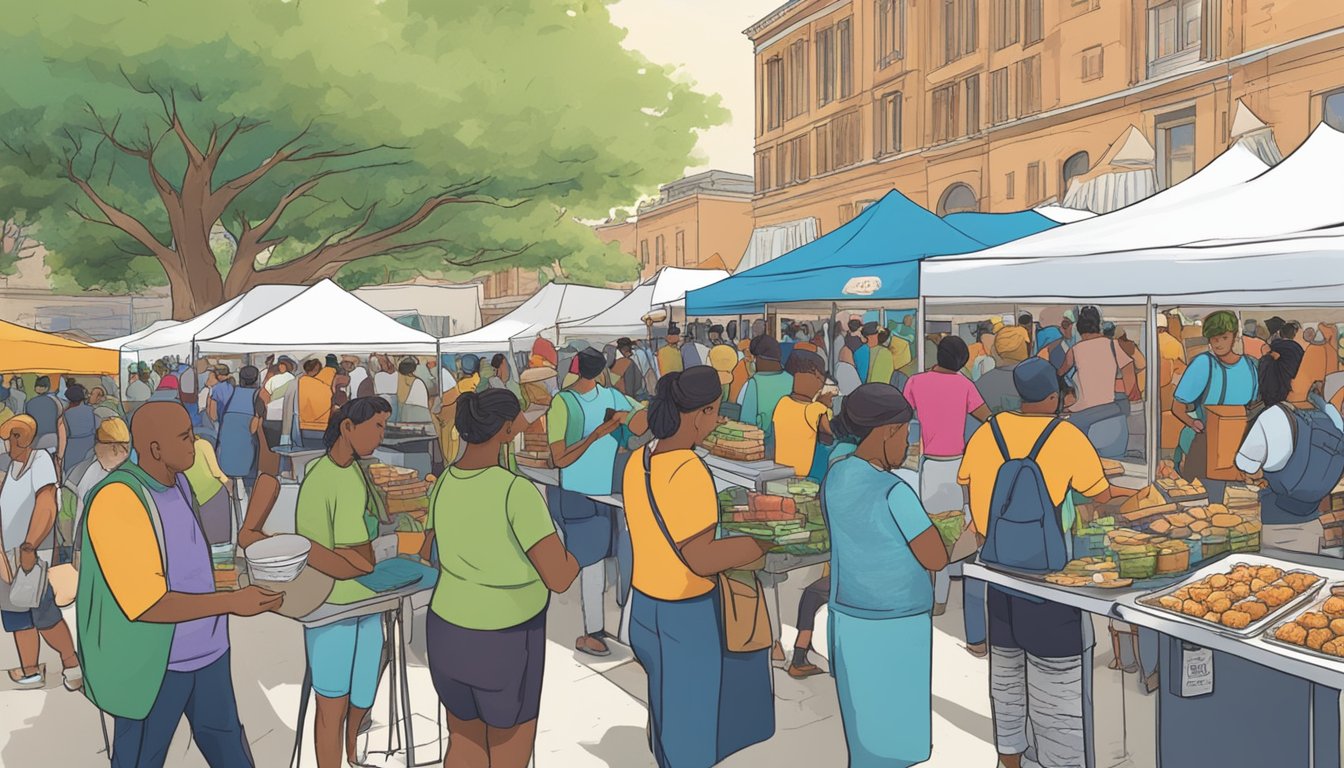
165, 235, 227, 320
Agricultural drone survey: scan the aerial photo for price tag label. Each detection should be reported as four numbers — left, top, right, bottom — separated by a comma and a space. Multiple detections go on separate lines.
1178, 642, 1214, 697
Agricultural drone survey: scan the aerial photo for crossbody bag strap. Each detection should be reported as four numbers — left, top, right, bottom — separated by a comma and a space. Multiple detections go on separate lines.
641, 443, 695, 574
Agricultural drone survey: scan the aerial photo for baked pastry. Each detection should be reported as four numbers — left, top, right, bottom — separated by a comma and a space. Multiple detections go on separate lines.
1207, 574, 1230, 589
1203, 611, 1222, 623
1182, 600, 1207, 617
1277, 622, 1309, 645
1231, 583, 1251, 599
1258, 566, 1284, 583
1307, 628, 1333, 651
1322, 596, 1344, 618
1238, 600, 1269, 621
1158, 596, 1183, 611
1297, 611, 1330, 630
1189, 587, 1213, 602
1207, 597, 1233, 614
1250, 578, 1269, 593
1328, 619, 1344, 636
1222, 611, 1251, 629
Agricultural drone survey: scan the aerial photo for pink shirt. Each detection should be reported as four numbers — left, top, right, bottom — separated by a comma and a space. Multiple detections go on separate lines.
903, 370, 985, 457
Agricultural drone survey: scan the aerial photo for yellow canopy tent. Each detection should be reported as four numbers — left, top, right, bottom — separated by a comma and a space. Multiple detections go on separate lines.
0, 320, 119, 375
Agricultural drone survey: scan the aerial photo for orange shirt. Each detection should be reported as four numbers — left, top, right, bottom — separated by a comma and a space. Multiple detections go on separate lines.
298, 375, 334, 431
624, 450, 717, 600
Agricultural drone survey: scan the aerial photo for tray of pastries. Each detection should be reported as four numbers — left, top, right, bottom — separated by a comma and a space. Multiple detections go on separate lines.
1266, 589, 1344, 660
1135, 558, 1324, 637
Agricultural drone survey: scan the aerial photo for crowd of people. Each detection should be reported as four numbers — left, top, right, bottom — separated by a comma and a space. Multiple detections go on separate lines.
6, 302, 1344, 768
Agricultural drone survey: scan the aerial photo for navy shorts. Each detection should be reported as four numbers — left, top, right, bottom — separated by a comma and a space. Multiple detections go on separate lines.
987, 585, 1084, 658
427, 609, 546, 729
1, 583, 63, 633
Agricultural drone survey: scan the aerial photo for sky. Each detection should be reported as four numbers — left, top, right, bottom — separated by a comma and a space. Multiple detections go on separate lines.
608, 0, 787, 176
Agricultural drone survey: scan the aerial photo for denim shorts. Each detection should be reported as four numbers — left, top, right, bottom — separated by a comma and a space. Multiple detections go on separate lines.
304, 614, 384, 709
1, 583, 63, 633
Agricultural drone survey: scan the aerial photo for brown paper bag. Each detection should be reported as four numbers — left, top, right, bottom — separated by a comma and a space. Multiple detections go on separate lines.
1204, 405, 1248, 481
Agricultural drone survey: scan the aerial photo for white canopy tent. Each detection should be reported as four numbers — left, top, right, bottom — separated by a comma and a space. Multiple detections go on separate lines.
119, 284, 308, 361
556, 267, 728, 343
917, 125, 1344, 301
1034, 205, 1097, 224
439, 283, 625, 355
352, 282, 484, 337
195, 279, 439, 355
92, 319, 179, 350
734, 218, 819, 274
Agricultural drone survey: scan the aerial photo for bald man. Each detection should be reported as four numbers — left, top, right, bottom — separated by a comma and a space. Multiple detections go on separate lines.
78, 401, 282, 767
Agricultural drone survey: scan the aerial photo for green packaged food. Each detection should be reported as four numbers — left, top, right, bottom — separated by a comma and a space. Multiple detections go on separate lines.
1111, 544, 1157, 580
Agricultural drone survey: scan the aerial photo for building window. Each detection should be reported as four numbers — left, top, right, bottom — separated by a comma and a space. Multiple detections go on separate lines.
765, 56, 784, 130
876, 91, 903, 157
1062, 151, 1090, 192
993, 0, 1019, 51
756, 149, 773, 191
786, 40, 809, 119
876, 0, 905, 68
990, 67, 1010, 124
838, 18, 854, 99
965, 75, 981, 136
857, 199, 877, 213
838, 203, 855, 224
1026, 161, 1043, 203
1005, 171, 1016, 200
1024, 0, 1043, 45
1016, 55, 1041, 116
639, 239, 649, 266
675, 230, 685, 267
815, 123, 832, 174
1325, 88, 1344, 132
1148, 0, 1202, 76
942, 0, 978, 66
655, 235, 666, 266
832, 111, 862, 168
1081, 45, 1104, 81
938, 183, 978, 215
1156, 108, 1196, 189
932, 83, 958, 143
817, 25, 835, 106
818, 18, 854, 106
776, 135, 810, 186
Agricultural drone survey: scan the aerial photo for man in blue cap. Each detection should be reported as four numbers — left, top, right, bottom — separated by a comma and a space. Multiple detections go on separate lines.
958, 357, 1113, 768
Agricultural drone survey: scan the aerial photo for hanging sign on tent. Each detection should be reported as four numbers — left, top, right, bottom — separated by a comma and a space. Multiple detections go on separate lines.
843, 276, 882, 296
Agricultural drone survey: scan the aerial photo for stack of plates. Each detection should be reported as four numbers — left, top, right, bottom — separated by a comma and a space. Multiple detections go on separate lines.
244, 535, 311, 583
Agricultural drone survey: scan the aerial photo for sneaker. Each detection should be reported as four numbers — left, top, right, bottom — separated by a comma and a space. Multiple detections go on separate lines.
62, 665, 83, 692
8, 665, 45, 690
575, 635, 611, 658
786, 663, 825, 679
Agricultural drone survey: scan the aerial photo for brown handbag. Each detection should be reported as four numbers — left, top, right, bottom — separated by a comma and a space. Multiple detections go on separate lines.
641, 444, 774, 653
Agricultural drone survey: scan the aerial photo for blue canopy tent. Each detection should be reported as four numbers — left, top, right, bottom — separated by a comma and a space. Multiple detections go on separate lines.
687, 190, 992, 316
941, 210, 1057, 245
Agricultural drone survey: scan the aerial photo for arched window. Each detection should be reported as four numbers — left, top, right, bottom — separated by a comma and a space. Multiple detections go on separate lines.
1062, 151, 1090, 192
937, 183, 978, 215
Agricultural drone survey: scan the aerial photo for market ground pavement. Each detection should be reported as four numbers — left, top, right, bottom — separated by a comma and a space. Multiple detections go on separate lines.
0, 567, 1159, 766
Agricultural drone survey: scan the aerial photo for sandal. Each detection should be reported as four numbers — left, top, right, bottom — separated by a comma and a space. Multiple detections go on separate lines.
8, 664, 45, 689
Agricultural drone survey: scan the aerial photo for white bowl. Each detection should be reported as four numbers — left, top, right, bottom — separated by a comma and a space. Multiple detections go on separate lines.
245, 534, 311, 564
249, 559, 308, 583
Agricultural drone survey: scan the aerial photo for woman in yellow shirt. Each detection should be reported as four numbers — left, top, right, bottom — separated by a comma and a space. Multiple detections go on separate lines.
772, 349, 834, 479
623, 366, 774, 767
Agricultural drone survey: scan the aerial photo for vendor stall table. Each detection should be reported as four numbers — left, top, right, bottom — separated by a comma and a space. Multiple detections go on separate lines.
282, 579, 438, 768
968, 551, 1344, 768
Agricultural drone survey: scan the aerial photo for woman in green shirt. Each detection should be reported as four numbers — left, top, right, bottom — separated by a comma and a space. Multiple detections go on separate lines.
293, 396, 386, 768
419, 389, 580, 768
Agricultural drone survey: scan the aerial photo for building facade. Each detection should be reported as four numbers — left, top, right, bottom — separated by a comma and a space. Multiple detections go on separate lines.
748, 0, 1344, 232
604, 170, 756, 280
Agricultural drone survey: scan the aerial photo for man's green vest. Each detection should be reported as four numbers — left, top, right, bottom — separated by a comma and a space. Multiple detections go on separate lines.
75, 464, 176, 720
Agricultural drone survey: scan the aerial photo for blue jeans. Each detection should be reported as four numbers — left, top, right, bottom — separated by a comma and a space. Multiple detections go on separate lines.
112, 651, 253, 768
964, 577, 987, 646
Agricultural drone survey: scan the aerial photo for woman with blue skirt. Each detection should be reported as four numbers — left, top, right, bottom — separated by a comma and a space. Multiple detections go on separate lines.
824, 383, 950, 768
623, 366, 776, 767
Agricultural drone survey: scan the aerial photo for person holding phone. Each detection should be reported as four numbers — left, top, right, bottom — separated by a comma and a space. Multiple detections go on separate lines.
547, 348, 649, 657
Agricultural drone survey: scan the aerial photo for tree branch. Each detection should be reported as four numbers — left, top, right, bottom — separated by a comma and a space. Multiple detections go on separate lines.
63, 154, 173, 260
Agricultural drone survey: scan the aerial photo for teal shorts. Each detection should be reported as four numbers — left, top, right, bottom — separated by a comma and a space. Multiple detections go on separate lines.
304, 614, 384, 709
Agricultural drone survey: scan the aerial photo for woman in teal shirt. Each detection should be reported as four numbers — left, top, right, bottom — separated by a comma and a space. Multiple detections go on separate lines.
823, 384, 950, 768
420, 389, 580, 768
293, 396, 386, 768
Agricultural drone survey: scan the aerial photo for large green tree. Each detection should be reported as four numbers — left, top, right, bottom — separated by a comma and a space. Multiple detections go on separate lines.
0, 0, 724, 318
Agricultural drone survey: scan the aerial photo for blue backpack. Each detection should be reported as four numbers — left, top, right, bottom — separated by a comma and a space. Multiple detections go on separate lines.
1264, 401, 1344, 517
980, 416, 1068, 574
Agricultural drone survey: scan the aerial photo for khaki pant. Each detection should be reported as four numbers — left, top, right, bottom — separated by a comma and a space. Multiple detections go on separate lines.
1262, 519, 1325, 556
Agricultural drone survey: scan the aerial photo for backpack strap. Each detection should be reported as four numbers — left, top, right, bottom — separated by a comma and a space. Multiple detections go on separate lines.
988, 415, 1012, 463
1027, 418, 1063, 462
1279, 402, 1300, 447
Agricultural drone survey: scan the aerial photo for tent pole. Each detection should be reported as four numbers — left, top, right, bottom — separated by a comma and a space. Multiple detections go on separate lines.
829, 303, 839, 372
917, 297, 927, 373
1146, 296, 1159, 485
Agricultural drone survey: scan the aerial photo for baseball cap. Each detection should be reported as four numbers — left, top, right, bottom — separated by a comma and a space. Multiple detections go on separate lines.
1013, 358, 1059, 404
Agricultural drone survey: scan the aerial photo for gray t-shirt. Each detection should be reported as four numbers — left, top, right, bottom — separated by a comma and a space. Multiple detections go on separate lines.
0, 449, 58, 551
976, 362, 1022, 415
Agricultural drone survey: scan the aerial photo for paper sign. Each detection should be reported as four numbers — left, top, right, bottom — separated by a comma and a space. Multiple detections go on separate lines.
1178, 642, 1214, 697
843, 276, 882, 296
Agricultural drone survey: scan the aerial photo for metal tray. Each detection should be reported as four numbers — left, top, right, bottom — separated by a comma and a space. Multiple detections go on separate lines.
1262, 588, 1344, 662
1132, 556, 1326, 638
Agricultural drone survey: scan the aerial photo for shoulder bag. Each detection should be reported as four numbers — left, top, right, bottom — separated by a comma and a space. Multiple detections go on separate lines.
641, 443, 773, 653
